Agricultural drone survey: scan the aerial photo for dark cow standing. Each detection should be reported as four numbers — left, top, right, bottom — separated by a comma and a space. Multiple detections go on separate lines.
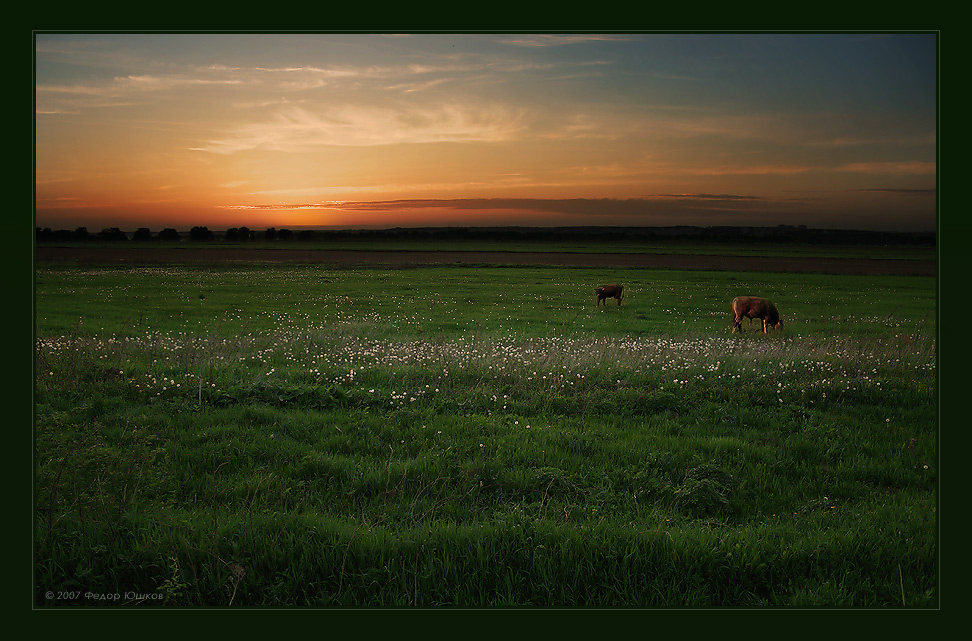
731, 296, 783, 333
596, 284, 624, 306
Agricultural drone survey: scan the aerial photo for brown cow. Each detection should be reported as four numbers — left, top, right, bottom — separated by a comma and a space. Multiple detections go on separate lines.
596, 284, 624, 306
731, 296, 783, 333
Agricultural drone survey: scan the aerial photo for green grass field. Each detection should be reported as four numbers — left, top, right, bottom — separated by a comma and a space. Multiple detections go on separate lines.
33, 262, 937, 607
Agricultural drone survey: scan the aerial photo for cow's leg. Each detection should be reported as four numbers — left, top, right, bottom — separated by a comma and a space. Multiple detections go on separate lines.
761, 318, 768, 333
616, 296, 622, 306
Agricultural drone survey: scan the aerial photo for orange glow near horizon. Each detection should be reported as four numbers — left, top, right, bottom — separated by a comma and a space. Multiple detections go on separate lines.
35, 33, 938, 234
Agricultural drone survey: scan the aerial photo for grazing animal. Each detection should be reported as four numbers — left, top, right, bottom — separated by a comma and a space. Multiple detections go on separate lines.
596, 284, 624, 306
731, 296, 783, 333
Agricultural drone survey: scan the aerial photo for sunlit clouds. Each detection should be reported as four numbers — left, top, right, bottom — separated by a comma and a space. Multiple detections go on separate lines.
191, 102, 532, 153
35, 33, 937, 232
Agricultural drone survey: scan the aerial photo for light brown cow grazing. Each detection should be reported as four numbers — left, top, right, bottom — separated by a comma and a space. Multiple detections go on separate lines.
596, 284, 624, 306
731, 296, 783, 333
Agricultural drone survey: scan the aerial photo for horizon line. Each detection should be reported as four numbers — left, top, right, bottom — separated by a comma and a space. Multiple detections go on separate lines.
35, 222, 937, 236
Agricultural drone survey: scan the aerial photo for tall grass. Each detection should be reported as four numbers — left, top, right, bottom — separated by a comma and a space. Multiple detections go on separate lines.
34, 265, 937, 607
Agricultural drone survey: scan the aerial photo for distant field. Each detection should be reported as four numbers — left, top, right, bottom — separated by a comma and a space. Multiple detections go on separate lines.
36, 238, 938, 261
34, 242, 936, 277
33, 255, 937, 607
259, 238, 937, 261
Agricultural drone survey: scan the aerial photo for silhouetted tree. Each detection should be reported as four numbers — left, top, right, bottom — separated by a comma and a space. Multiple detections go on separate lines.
225, 227, 253, 241
189, 226, 214, 241
72, 227, 91, 241
133, 227, 153, 241
297, 230, 316, 241
264, 227, 277, 241
159, 228, 181, 242
98, 227, 128, 241
277, 228, 294, 240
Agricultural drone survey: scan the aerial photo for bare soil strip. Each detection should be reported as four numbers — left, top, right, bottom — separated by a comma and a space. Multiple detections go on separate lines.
34, 246, 936, 276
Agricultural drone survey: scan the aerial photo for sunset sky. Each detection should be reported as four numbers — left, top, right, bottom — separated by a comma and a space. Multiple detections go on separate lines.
34, 32, 938, 233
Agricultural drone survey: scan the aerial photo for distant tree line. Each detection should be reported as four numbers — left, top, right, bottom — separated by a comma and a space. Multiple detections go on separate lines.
35, 224, 935, 246
35, 226, 318, 243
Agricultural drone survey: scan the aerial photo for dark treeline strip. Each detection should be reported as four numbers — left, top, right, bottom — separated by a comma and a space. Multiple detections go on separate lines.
35, 225, 936, 247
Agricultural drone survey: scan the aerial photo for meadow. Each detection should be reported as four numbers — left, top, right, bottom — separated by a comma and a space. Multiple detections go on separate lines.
33, 261, 937, 607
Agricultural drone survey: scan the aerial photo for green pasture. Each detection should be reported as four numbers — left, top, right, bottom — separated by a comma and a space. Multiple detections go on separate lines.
34, 264, 934, 340
33, 263, 937, 607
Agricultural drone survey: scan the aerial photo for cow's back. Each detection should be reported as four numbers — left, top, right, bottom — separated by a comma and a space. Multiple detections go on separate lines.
732, 296, 760, 315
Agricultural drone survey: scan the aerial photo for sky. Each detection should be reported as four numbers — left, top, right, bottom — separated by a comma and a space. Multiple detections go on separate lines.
34, 32, 938, 233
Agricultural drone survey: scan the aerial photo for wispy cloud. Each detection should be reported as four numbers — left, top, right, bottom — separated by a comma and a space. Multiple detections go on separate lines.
681, 164, 813, 177
498, 34, 634, 48
656, 193, 762, 201
35, 54, 575, 114
837, 161, 937, 175
35, 70, 244, 114
858, 188, 936, 195
216, 196, 774, 215
191, 101, 533, 153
